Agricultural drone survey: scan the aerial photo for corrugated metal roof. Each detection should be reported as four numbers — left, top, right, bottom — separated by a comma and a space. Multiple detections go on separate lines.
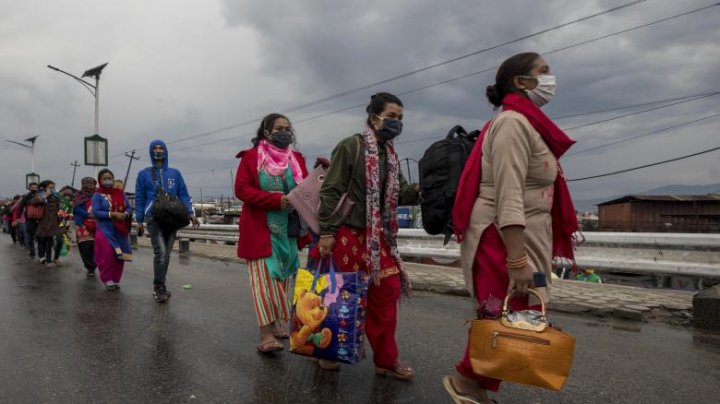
597, 194, 720, 206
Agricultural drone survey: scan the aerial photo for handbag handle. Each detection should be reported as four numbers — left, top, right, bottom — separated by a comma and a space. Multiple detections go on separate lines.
310, 257, 338, 294
502, 289, 547, 324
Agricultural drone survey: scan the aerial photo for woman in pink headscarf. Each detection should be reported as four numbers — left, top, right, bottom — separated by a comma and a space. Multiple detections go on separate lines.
234, 113, 312, 354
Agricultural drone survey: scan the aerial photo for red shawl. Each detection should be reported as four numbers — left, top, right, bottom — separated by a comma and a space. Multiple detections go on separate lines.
452, 92, 578, 260
97, 184, 131, 235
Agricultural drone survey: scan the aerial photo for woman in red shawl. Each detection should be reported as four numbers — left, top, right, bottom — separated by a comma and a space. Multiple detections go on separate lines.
443, 53, 578, 403
91, 169, 133, 291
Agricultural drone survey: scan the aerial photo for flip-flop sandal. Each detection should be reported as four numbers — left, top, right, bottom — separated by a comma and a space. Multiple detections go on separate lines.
273, 330, 289, 339
257, 340, 283, 354
442, 376, 487, 404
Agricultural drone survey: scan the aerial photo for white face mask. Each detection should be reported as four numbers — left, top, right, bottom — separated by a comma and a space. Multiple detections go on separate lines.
525, 74, 556, 107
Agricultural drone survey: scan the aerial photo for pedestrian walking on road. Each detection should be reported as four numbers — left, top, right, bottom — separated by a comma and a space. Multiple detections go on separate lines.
92, 169, 133, 291
235, 113, 312, 354
8, 195, 21, 245
74, 177, 98, 277
316, 92, 420, 377
18, 182, 41, 259
445, 52, 579, 403
134, 140, 198, 302
11, 196, 26, 247
36, 180, 65, 268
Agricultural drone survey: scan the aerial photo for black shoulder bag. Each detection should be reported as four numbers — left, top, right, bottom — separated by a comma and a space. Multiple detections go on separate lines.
149, 168, 191, 231
280, 175, 306, 239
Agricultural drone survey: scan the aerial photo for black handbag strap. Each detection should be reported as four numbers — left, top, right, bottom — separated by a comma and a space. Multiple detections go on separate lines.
148, 168, 165, 193
280, 174, 291, 195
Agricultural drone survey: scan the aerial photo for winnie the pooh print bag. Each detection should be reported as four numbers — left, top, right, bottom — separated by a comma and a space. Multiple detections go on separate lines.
289, 258, 369, 364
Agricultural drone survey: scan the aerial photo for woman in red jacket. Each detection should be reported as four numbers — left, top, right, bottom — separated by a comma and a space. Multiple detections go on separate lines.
235, 113, 310, 353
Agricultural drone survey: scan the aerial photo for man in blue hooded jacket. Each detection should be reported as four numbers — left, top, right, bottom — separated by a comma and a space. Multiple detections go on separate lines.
135, 140, 198, 303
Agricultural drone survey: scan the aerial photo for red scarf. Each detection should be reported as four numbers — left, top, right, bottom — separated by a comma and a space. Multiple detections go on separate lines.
97, 185, 131, 235
452, 92, 578, 260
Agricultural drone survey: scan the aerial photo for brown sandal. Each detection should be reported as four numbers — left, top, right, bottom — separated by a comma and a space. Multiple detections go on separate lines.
273, 329, 289, 339
257, 339, 283, 354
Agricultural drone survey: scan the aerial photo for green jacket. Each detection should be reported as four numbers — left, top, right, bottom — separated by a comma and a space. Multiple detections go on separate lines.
318, 134, 418, 235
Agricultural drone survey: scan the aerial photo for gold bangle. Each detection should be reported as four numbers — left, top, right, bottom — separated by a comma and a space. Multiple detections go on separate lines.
506, 255, 528, 270
506, 254, 527, 264
319, 234, 335, 239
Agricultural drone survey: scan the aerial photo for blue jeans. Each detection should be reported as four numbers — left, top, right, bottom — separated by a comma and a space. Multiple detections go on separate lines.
147, 218, 177, 286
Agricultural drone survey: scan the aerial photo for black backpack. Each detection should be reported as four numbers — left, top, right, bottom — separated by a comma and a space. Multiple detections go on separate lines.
148, 168, 191, 231
419, 125, 481, 241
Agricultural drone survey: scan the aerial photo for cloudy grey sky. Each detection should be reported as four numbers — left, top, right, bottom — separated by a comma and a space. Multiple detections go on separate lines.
1, 0, 718, 204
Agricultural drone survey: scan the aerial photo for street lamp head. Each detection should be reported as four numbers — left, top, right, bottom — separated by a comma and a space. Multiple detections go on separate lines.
82, 62, 108, 79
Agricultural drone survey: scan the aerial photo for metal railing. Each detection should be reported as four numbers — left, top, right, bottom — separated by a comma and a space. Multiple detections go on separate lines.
170, 225, 720, 278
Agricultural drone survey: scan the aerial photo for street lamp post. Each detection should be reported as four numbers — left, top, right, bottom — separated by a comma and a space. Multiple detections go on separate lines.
47, 62, 108, 175
5, 135, 38, 172
5, 136, 40, 189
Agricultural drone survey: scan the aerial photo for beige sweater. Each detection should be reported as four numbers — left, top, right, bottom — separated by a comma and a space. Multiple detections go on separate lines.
459, 111, 557, 303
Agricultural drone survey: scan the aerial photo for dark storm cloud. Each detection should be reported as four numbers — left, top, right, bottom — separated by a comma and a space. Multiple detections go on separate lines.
1, 0, 718, 203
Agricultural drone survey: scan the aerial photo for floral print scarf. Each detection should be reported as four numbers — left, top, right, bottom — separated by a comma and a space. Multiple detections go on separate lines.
363, 127, 411, 296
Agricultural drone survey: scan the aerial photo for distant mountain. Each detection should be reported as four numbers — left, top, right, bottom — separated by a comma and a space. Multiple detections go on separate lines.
574, 182, 720, 213
639, 183, 720, 195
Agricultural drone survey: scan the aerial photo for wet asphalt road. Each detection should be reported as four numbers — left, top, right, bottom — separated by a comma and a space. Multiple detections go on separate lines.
1, 238, 719, 404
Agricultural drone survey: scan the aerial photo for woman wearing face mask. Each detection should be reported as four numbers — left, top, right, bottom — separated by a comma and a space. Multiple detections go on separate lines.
235, 113, 311, 353
74, 177, 98, 277
315, 92, 419, 377
36, 180, 65, 268
92, 169, 133, 291
443, 53, 578, 403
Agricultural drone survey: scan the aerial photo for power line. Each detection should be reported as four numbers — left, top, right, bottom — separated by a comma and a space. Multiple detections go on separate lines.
566, 113, 720, 157
563, 91, 720, 132
110, 0, 652, 157
278, 0, 647, 114
552, 92, 720, 120
151, 4, 719, 156
568, 145, 720, 182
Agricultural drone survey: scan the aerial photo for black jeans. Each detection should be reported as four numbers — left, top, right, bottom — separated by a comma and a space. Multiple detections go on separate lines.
39, 236, 63, 262
25, 220, 39, 257
9, 225, 17, 244
78, 241, 96, 271
147, 219, 177, 286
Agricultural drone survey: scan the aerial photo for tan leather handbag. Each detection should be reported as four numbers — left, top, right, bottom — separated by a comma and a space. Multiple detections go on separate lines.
468, 290, 576, 391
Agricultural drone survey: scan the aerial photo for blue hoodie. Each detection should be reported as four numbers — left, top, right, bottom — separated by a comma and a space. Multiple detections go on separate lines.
134, 139, 194, 223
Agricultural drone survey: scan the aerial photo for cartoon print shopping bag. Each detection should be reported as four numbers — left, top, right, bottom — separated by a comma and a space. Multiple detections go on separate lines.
289, 258, 369, 364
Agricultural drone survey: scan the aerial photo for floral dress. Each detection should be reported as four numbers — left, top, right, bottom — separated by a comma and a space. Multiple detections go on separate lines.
259, 167, 299, 280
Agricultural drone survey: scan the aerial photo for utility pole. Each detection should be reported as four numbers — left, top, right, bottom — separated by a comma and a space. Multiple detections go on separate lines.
402, 158, 416, 184
123, 150, 140, 190
70, 160, 80, 187
230, 169, 235, 200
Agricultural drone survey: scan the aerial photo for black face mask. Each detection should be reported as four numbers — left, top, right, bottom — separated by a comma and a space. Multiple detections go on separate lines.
377, 118, 403, 141
29, 190, 37, 194
269, 131, 293, 149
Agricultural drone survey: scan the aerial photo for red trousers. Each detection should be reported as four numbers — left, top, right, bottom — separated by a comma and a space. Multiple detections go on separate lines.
314, 226, 401, 368
456, 225, 535, 392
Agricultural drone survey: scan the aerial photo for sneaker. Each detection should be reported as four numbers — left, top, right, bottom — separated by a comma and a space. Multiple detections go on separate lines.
106, 281, 118, 291
153, 284, 171, 303
39, 257, 46, 265
86, 271, 95, 278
